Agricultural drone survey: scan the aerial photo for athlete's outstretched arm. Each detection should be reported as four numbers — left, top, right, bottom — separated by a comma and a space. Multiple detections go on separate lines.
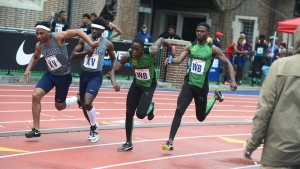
150, 37, 175, 57
164, 45, 190, 65
106, 41, 119, 91
20, 43, 41, 83
213, 46, 237, 91
70, 39, 88, 60
54, 29, 98, 48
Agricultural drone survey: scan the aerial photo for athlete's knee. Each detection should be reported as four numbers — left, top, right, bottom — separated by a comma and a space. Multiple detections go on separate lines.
136, 110, 146, 119
174, 107, 185, 117
196, 114, 206, 122
55, 102, 65, 111
83, 101, 93, 111
32, 92, 43, 102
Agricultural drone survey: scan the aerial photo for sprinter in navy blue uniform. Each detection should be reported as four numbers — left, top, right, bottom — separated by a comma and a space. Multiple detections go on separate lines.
20, 21, 99, 138
70, 17, 119, 142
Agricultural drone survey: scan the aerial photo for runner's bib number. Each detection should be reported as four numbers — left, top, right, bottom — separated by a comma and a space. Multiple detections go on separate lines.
83, 54, 99, 69
135, 69, 150, 80
102, 30, 108, 38
191, 59, 205, 75
55, 27, 62, 32
45, 55, 62, 70
257, 47, 264, 54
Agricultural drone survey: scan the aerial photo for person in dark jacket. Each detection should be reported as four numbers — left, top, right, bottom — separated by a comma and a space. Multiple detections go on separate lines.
135, 24, 153, 43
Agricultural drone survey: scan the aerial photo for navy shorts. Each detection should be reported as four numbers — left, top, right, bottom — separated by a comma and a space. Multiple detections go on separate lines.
234, 56, 245, 67
36, 71, 72, 103
79, 70, 103, 101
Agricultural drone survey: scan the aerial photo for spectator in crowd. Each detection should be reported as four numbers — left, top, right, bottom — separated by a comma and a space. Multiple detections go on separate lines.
279, 40, 287, 54
213, 31, 224, 48
159, 25, 181, 40
135, 24, 153, 43
243, 39, 254, 80
51, 10, 69, 32
233, 37, 247, 85
266, 37, 279, 66
102, 15, 122, 41
251, 34, 268, 86
90, 13, 97, 22
240, 31, 246, 44
80, 13, 91, 35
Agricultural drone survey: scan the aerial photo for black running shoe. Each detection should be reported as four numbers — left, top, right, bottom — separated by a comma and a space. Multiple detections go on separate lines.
162, 140, 173, 151
25, 128, 41, 138
147, 101, 155, 121
76, 92, 82, 109
214, 90, 224, 102
117, 142, 133, 152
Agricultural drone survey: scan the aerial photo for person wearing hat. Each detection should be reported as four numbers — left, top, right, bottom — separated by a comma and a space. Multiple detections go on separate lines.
213, 31, 224, 48
134, 24, 153, 43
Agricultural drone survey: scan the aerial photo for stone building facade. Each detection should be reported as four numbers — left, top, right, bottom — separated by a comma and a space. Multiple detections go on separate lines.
0, 0, 297, 89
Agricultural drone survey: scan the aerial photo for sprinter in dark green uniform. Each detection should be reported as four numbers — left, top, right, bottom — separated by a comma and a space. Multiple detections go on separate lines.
162, 22, 237, 151
106, 37, 175, 152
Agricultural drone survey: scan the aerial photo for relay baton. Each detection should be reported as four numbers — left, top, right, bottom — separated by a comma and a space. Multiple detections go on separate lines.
168, 55, 173, 65
167, 46, 176, 65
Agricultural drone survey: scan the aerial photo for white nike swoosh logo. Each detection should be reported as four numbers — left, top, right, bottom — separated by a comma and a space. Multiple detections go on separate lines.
16, 40, 69, 65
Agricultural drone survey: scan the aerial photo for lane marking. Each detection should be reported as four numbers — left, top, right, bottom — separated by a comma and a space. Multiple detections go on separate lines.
0, 109, 255, 113
41, 114, 55, 118
0, 147, 28, 153
0, 116, 254, 124
93, 147, 262, 169
219, 137, 246, 144
0, 133, 251, 159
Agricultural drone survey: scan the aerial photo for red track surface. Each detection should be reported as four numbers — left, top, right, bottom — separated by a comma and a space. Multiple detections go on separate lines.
0, 85, 261, 169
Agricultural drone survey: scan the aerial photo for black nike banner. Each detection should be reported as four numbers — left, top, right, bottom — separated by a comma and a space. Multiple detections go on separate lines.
0, 31, 143, 76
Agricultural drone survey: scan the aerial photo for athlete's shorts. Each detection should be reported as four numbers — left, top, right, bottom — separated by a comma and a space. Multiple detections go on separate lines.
238, 56, 245, 67
79, 70, 103, 101
36, 71, 72, 103
227, 57, 233, 64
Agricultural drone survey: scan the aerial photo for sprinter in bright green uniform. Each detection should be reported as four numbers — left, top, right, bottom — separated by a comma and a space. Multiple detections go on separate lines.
106, 37, 175, 152
162, 22, 237, 151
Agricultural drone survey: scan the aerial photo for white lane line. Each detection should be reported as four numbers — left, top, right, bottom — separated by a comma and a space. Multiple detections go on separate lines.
0, 102, 238, 106
41, 114, 55, 118
92, 147, 262, 169
0, 133, 251, 159
62, 115, 73, 118
231, 164, 261, 169
0, 115, 254, 124
0, 109, 255, 113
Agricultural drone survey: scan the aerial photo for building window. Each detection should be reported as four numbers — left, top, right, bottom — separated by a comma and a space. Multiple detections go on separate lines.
137, 0, 152, 34
153, 9, 211, 41
0, 0, 47, 11
243, 24, 254, 41
232, 15, 258, 45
